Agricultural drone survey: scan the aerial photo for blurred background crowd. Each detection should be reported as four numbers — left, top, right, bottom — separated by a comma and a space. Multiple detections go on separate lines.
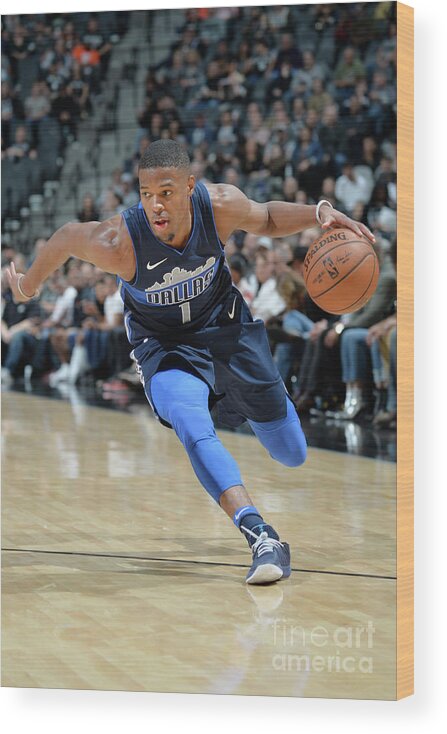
1, 3, 397, 436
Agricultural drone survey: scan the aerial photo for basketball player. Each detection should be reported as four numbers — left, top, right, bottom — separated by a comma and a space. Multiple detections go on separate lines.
6, 140, 374, 585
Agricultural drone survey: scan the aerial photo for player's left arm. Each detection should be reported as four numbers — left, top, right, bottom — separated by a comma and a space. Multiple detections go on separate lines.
209, 184, 375, 243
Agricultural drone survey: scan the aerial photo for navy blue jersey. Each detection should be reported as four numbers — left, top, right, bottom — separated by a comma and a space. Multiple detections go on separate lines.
118, 181, 232, 344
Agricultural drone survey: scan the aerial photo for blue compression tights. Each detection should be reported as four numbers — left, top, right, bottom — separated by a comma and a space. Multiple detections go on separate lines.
149, 369, 307, 503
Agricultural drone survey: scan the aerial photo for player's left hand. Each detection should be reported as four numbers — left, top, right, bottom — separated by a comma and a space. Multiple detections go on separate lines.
320, 206, 375, 244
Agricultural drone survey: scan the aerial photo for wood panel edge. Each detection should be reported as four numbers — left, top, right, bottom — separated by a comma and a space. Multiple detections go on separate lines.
396, 0, 414, 701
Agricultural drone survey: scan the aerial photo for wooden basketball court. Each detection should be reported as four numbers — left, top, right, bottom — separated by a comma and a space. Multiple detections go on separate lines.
1, 392, 396, 698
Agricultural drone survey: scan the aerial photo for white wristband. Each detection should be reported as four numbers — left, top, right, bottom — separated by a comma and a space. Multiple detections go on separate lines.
316, 199, 334, 226
17, 274, 40, 300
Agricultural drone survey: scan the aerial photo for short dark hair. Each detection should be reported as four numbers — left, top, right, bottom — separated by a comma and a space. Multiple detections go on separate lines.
139, 139, 190, 172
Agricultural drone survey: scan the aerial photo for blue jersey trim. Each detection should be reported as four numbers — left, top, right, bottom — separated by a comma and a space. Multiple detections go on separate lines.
122, 213, 139, 286
121, 280, 156, 306
200, 183, 226, 255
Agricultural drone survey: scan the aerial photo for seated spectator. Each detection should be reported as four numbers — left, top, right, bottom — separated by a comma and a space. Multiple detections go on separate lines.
307, 77, 333, 115
332, 310, 397, 423
335, 161, 372, 214
243, 102, 270, 147
359, 136, 381, 171
375, 156, 397, 208
263, 142, 287, 180
305, 108, 320, 138
48, 271, 111, 385
275, 241, 293, 274
5, 124, 31, 160
369, 318, 397, 428
82, 15, 113, 81
241, 232, 263, 264
167, 119, 187, 147
267, 62, 293, 102
187, 113, 214, 147
1, 81, 25, 149
72, 38, 101, 94
268, 4, 290, 31
244, 40, 274, 86
219, 58, 247, 103
268, 99, 290, 131
343, 94, 372, 162
119, 173, 139, 208
51, 83, 80, 144
273, 32, 302, 70
196, 60, 224, 107
334, 46, 366, 102
319, 104, 347, 172
366, 182, 397, 236
179, 48, 205, 104
98, 188, 124, 220
47, 267, 90, 385
24, 81, 50, 123
324, 250, 396, 419
250, 250, 286, 323
273, 270, 315, 385
293, 126, 324, 200
216, 109, 236, 145
78, 193, 99, 223
46, 60, 69, 98
368, 70, 396, 137
289, 97, 306, 139
239, 139, 265, 176
24, 81, 50, 146
70, 276, 124, 384
228, 255, 257, 307
313, 3, 337, 66
70, 62, 92, 119
1, 265, 42, 385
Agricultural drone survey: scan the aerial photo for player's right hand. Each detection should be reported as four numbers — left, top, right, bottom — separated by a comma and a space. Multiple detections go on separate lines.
5, 261, 35, 303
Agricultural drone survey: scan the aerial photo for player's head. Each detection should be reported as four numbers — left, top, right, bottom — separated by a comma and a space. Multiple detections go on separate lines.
138, 139, 195, 244
139, 139, 190, 172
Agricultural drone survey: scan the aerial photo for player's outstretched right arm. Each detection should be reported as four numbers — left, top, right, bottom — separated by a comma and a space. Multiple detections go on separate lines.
6, 216, 132, 303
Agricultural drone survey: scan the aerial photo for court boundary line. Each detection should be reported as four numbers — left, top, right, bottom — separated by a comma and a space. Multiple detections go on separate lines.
2, 547, 396, 581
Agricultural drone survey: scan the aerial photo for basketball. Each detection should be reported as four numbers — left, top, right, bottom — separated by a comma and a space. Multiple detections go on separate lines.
303, 228, 380, 314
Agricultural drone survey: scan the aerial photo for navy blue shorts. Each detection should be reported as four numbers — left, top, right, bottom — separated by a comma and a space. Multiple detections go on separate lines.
130, 288, 287, 428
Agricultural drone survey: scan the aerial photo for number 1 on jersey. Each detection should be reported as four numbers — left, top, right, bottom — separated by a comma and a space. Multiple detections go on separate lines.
180, 302, 191, 324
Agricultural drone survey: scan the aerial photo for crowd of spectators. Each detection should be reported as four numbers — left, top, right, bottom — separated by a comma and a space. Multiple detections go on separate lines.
1, 11, 126, 223
1, 241, 130, 395
2, 4, 398, 428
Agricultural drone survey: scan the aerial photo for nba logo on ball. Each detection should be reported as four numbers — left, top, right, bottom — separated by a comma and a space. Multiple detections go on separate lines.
322, 256, 339, 280
304, 228, 380, 315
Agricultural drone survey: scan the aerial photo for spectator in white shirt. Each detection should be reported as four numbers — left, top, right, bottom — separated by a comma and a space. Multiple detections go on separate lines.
251, 250, 286, 323
44, 268, 84, 328
103, 277, 124, 327
335, 161, 371, 214
229, 255, 257, 307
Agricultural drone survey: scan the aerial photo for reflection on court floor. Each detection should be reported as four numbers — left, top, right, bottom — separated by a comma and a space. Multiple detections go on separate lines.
1, 392, 396, 698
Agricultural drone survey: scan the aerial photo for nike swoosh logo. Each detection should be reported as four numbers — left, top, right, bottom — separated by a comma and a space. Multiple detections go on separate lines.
228, 296, 237, 319
147, 258, 168, 270
234, 508, 246, 523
